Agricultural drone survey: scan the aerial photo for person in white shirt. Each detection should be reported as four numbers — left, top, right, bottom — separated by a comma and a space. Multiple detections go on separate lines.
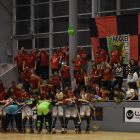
126, 82, 135, 101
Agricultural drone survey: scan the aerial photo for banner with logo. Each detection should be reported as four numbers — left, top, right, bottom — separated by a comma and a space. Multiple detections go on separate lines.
107, 34, 130, 64
125, 108, 140, 122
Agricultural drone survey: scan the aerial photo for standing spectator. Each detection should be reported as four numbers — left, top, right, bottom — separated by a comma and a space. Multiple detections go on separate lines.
100, 62, 112, 88
9, 81, 17, 96
21, 47, 27, 55
60, 61, 71, 90
74, 68, 86, 86
57, 45, 62, 59
32, 48, 38, 57
13, 51, 25, 83
77, 46, 88, 73
112, 62, 123, 92
22, 66, 32, 92
0, 79, 3, 94
60, 43, 69, 63
90, 64, 102, 87
23, 51, 36, 74
38, 48, 50, 80
71, 55, 83, 77
97, 46, 108, 63
53, 71, 62, 88
114, 88, 125, 103
50, 52, 59, 75
94, 52, 104, 67
46, 76, 54, 92
92, 79, 100, 96
30, 74, 40, 90
110, 45, 122, 64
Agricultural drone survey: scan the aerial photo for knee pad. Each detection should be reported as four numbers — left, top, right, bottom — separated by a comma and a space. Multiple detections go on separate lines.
65, 117, 69, 125
52, 117, 57, 128
23, 117, 27, 125
59, 117, 64, 124
29, 117, 34, 125
37, 120, 41, 128
73, 117, 77, 125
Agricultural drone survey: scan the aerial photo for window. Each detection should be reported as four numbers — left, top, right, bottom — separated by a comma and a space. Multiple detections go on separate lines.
53, 1, 69, 17
53, 17, 69, 32
34, 19, 49, 33
16, 0, 30, 6
35, 38, 49, 48
18, 39, 32, 50
120, 0, 140, 9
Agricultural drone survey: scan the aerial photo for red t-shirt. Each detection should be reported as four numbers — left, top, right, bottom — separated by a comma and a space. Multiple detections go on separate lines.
61, 67, 71, 79
92, 84, 100, 96
30, 77, 40, 89
102, 92, 107, 100
75, 72, 86, 83
53, 76, 61, 87
22, 70, 32, 85
32, 52, 35, 57
47, 81, 54, 91
40, 88, 46, 100
57, 51, 62, 57
0, 80, 3, 94
102, 69, 111, 81
77, 51, 88, 65
1, 92, 8, 100
40, 53, 49, 66
16, 91, 29, 100
14, 55, 25, 67
73, 60, 82, 71
24, 55, 36, 69
61, 49, 69, 62
92, 69, 101, 82
99, 49, 107, 62
50, 56, 59, 69
68, 91, 75, 98
95, 57, 104, 65
111, 50, 122, 63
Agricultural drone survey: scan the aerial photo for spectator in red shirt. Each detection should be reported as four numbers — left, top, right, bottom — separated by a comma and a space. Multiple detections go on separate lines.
16, 87, 29, 100
21, 47, 27, 55
95, 52, 104, 66
30, 74, 40, 90
100, 87, 108, 101
22, 67, 32, 92
40, 82, 47, 100
74, 68, 86, 86
23, 51, 36, 74
71, 55, 83, 77
67, 87, 75, 98
13, 51, 25, 83
1, 88, 9, 101
57, 45, 62, 59
100, 62, 112, 88
32, 48, 38, 57
77, 46, 88, 72
60, 43, 69, 63
92, 79, 100, 96
110, 45, 122, 64
9, 80, 17, 97
46, 76, 54, 91
90, 64, 102, 87
0, 79, 3, 94
53, 71, 62, 88
60, 61, 71, 90
38, 48, 50, 80
97, 46, 108, 62
50, 52, 60, 75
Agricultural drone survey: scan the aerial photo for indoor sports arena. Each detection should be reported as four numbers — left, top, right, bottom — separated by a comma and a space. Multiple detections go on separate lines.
0, 0, 140, 140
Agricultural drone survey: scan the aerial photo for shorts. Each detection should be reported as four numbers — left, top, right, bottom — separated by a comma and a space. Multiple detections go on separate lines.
22, 106, 33, 117
18, 66, 23, 73
6, 105, 18, 115
37, 105, 49, 116
80, 105, 90, 116
0, 105, 7, 116
53, 105, 63, 116
65, 105, 77, 118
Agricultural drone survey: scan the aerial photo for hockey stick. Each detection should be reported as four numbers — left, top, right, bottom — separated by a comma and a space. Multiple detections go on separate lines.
75, 103, 81, 125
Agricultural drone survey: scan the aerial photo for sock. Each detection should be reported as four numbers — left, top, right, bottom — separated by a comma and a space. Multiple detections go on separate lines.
59, 116, 64, 129
86, 116, 90, 130
29, 117, 33, 129
73, 117, 78, 130
23, 117, 27, 129
52, 117, 57, 130
64, 117, 69, 129
78, 118, 83, 131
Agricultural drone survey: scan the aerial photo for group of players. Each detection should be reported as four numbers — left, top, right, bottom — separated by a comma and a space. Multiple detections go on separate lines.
0, 80, 96, 134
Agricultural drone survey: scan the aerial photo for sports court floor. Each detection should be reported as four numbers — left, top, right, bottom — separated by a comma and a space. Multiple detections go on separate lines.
1, 130, 140, 140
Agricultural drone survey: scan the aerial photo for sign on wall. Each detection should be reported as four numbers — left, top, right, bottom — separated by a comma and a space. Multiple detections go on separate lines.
124, 108, 140, 122
107, 34, 130, 64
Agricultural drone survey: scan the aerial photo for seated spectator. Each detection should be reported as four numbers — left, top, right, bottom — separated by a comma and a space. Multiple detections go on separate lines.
53, 71, 61, 88
50, 89, 56, 101
100, 87, 108, 102
65, 82, 70, 91
90, 90, 101, 103
60, 43, 69, 63
9, 80, 17, 96
90, 64, 101, 87
23, 51, 36, 74
85, 90, 91, 101
86, 85, 92, 91
126, 59, 137, 76
50, 52, 59, 75
0, 79, 3, 94
30, 86, 41, 100
44, 90, 50, 100
105, 87, 114, 100
125, 82, 136, 101
71, 55, 83, 77
92, 79, 100, 96
100, 62, 112, 88
40, 82, 47, 100
74, 68, 86, 86
37, 48, 50, 80
127, 66, 139, 83
22, 66, 32, 92
80, 88, 86, 99
67, 87, 75, 98
97, 46, 108, 63
60, 61, 71, 90
46, 76, 54, 92
112, 62, 123, 92
30, 74, 40, 90
114, 88, 125, 103
1, 88, 9, 101
77, 46, 88, 73
73, 83, 81, 98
